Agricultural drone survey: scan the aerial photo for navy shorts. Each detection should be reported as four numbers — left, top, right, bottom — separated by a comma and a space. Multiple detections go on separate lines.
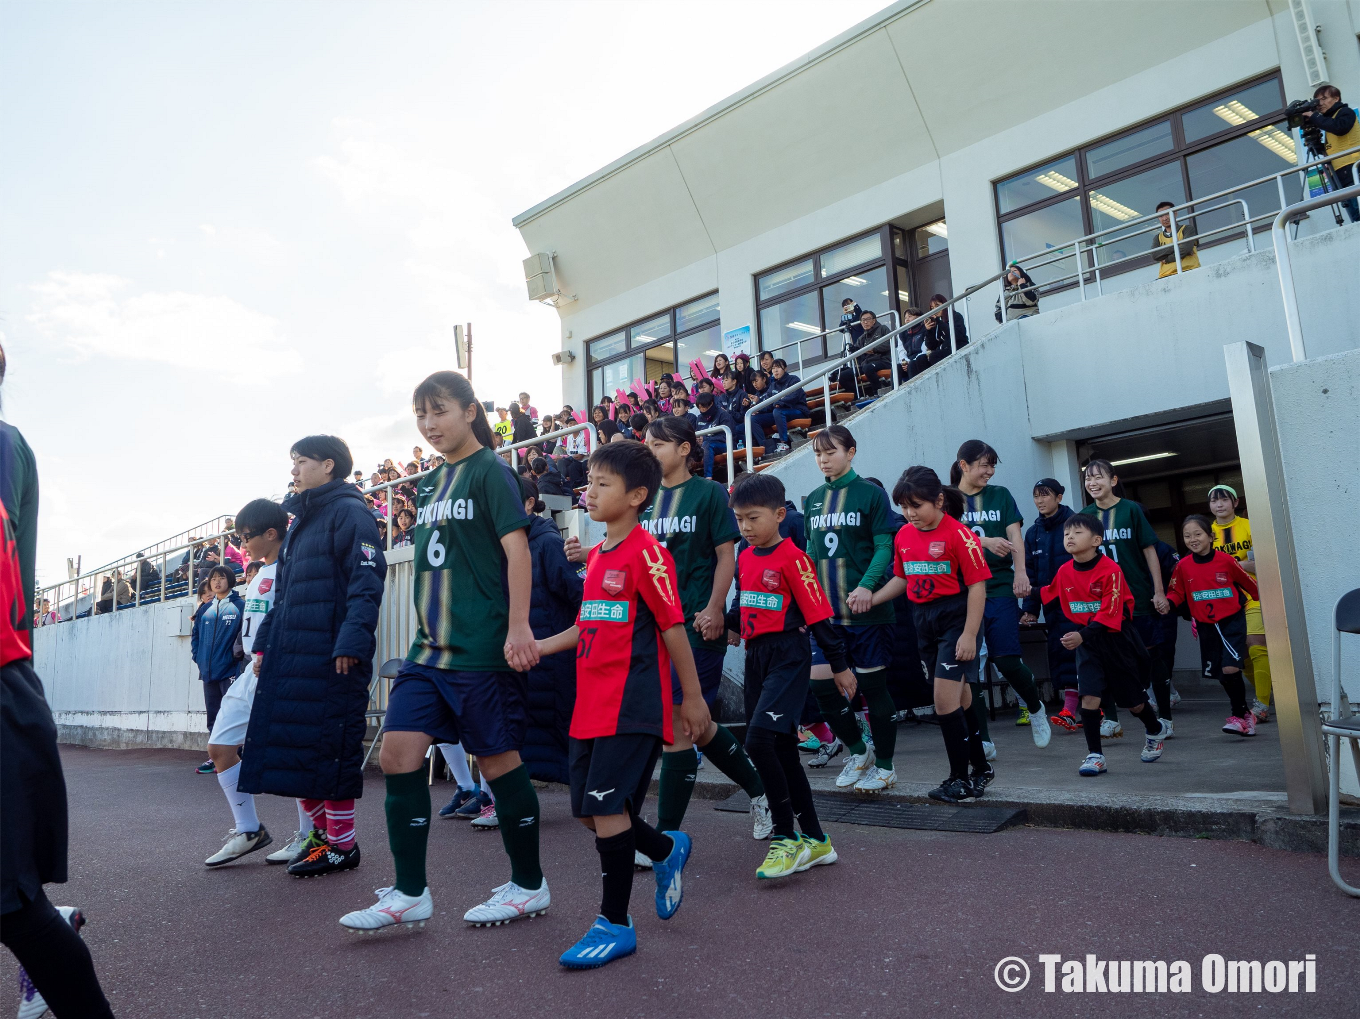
981, 595, 1023, 658
744, 630, 811, 733
1197, 609, 1249, 679
384, 661, 528, 758
912, 594, 980, 683
809, 621, 892, 671
569, 733, 662, 819
1075, 625, 1150, 705
671, 645, 725, 707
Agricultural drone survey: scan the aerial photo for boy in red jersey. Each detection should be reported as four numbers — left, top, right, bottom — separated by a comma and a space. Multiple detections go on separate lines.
725, 474, 855, 879
535, 440, 710, 970
1161, 515, 1260, 737
1041, 515, 1169, 776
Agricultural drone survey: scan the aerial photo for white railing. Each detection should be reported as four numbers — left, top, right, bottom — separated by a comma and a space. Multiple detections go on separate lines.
1272, 182, 1360, 362
758, 310, 900, 379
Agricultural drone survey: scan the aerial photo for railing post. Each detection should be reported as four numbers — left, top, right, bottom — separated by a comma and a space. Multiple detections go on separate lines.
1074, 239, 1086, 301
1168, 207, 1184, 276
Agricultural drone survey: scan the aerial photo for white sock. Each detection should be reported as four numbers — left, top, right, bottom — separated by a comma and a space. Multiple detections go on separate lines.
439, 742, 474, 788
296, 799, 312, 834
480, 771, 494, 801
218, 763, 260, 834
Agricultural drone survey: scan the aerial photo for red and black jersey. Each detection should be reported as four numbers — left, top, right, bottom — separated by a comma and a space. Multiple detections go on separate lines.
731, 538, 834, 640
1166, 550, 1258, 623
892, 517, 991, 603
0, 499, 31, 668
1041, 554, 1132, 630
571, 525, 685, 742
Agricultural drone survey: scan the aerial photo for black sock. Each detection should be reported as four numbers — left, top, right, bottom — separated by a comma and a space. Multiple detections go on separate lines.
1081, 707, 1103, 755
1132, 702, 1162, 734
596, 830, 634, 926
858, 669, 898, 768
746, 726, 795, 839
968, 682, 992, 741
1220, 672, 1249, 717
938, 708, 970, 780
1149, 646, 1173, 720
1101, 693, 1119, 723
657, 748, 697, 833
774, 731, 823, 840
631, 813, 674, 862
994, 655, 1042, 714
962, 698, 987, 771
698, 724, 765, 799
810, 679, 867, 754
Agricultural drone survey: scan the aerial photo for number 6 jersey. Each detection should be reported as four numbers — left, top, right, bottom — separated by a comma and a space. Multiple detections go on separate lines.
407, 446, 531, 671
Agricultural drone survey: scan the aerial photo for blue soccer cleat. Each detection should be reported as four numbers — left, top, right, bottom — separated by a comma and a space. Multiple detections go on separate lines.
559, 915, 637, 969
652, 830, 691, 920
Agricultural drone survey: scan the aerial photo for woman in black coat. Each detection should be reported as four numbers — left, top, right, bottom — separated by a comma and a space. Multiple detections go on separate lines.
238, 435, 386, 878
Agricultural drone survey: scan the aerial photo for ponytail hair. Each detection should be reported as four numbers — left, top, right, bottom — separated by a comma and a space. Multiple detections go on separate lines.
1082, 458, 1125, 497
950, 438, 999, 486
412, 371, 493, 449
892, 465, 965, 519
646, 413, 703, 475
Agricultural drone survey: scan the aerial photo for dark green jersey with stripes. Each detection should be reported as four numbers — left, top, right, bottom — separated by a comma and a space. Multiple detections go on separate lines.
803, 471, 897, 626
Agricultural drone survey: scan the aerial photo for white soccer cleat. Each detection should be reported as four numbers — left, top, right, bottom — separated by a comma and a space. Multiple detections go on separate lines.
633, 850, 654, 870
463, 879, 550, 926
750, 794, 773, 840
834, 750, 874, 788
853, 766, 897, 793
266, 830, 306, 865
1028, 709, 1051, 749
1100, 719, 1123, 739
340, 886, 433, 933
205, 826, 272, 867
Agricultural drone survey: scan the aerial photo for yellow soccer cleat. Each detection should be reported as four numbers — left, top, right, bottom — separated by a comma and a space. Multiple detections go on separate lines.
756, 837, 810, 879
796, 834, 839, 871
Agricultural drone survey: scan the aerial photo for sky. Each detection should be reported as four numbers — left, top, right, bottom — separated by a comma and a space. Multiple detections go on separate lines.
0, 0, 887, 589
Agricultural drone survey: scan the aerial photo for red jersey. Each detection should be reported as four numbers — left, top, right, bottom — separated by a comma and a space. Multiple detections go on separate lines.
892, 517, 991, 603
733, 538, 834, 640
572, 525, 685, 741
1041, 554, 1132, 630
1166, 550, 1258, 623
1, 499, 31, 667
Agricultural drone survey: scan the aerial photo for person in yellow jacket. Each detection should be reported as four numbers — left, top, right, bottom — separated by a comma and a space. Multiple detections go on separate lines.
1207, 484, 1270, 722
1151, 201, 1199, 278
1304, 85, 1360, 224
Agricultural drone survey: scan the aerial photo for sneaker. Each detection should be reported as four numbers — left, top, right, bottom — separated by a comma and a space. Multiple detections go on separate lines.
796, 833, 838, 870
694, 750, 705, 770
927, 777, 971, 803
1240, 710, 1257, 736
797, 728, 821, 753
17, 907, 84, 1019
1029, 707, 1052, 748
1016, 706, 1031, 726
266, 830, 307, 865
339, 886, 433, 932
1050, 709, 1080, 732
834, 750, 874, 788
1169, 684, 1181, 707
559, 915, 636, 969
968, 765, 995, 798
853, 766, 897, 792
470, 804, 499, 829
196, 760, 215, 774
756, 836, 810, 879
463, 879, 550, 926
454, 790, 492, 819
205, 825, 272, 867
652, 831, 691, 919
1099, 719, 1123, 739
1251, 700, 1270, 723
774, 442, 791, 454
807, 738, 843, 768
982, 740, 997, 762
1160, 718, 1175, 739
1222, 715, 1248, 735
856, 715, 875, 749
1141, 729, 1166, 763
633, 850, 653, 870
439, 786, 477, 818
287, 840, 360, 878
750, 794, 773, 840
1079, 752, 1107, 777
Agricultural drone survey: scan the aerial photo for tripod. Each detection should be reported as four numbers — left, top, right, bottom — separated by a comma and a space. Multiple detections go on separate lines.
1301, 130, 1346, 227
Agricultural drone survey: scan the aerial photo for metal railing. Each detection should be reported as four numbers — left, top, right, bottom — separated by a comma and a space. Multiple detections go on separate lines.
696, 423, 735, 488
1272, 182, 1360, 363
70, 514, 236, 594
758, 310, 900, 378
505, 422, 595, 473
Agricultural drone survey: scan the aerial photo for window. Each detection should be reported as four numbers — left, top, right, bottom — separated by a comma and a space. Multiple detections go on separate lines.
819, 233, 882, 278
1000, 198, 1082, 284
585, 293, 719, 407
759, 292, 822, 365
588, 332, 625, 364
1181, 79, 1286, 144
757, 258, 813, 301
1084, 121, 1174, 179
997, 156, 1081, 216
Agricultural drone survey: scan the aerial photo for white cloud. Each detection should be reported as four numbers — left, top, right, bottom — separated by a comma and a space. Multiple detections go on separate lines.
27, 271, 302, 382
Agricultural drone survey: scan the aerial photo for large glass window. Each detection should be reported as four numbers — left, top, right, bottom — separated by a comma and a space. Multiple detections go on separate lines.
757, 258, 814, 301
675, 323, 722, 381
997, 156, 1081, 215
819, 233, 882, 278
1000, 197, 1082, 284
1182, 78, 1286, 144
585, 293, 719, 407
588, 331, 625, 364
1084, 121, 1174, 179
675, 292, 719, 333
760, 292, 822, 365
628, 313, 670, 345
1088, 162, 1186, 267
821, 267, 888, 354
1186, 129, 1300, 243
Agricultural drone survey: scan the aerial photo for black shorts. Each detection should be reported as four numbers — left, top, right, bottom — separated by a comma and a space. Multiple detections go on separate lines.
1075, 625, 1150, 706
744, 630, 812, 733
569, 733, 663, 819
911, 594, 979, 682
1197, 610, 1249, 679
671, 645, 725, 707
809, 621, 892, 671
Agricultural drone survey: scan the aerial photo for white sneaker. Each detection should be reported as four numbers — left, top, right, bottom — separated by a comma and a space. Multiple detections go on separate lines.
339, 886, 433, 932
1159, 718, 1175, 739
854, 766, 897, 792
205, 826, 272, 867
1169, 684, 1181, 707
1100, 719, 1124, 738
470, 805, 498, 830
463, 879, 551, 926
750, 794, 773, 840
266, 830, 306, 865
17, 907, 83, 1019
982, 740, 997, 762
834, 750, 874, 788
1028, 708, 1051, 748
633, 850, 654, 870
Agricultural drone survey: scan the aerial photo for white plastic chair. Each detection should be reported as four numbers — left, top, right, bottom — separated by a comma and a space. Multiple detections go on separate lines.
1322, 588, 1360, 896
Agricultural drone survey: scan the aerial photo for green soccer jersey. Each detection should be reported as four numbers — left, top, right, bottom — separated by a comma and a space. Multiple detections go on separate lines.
1080, 498, 1158, 615
407, 446, 531, 671
642, 476, 741, 653
803, 470, 896, 626
961, 485, 1023, 598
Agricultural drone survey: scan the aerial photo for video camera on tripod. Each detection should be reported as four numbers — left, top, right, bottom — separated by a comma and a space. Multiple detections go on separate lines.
1285, 98, 1325, 153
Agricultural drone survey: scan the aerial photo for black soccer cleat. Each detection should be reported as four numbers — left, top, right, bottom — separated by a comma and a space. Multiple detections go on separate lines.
927, 777, 971, 803
966, 766, 995, 799
287, 840, 361, 878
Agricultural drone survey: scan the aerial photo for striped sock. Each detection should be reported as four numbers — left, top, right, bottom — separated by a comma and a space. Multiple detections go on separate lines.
325, 800, 356, 849
300, 798, 327, 832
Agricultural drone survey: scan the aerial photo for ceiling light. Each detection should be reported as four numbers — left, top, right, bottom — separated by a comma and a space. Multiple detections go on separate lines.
787, 321, 822, 334
923, 219, 948, 238
1248, 124, 1297, 163
1088, 191, 1140, 221
1212, 100, 1259, 127
1035, 171, 1078, 193
1109, 452, 1178, 466
841, 276, 866, 286
898, 290, 911, 301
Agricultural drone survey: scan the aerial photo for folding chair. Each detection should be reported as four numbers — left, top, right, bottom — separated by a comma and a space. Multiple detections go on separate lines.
362, 658, 404, 771
1323, 587, 1360, 896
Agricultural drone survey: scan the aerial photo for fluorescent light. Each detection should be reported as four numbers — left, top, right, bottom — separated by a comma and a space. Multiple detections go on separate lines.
1248, 124, 1296, 163
787, 321, 822, 334
841, 276, 866, 286
1088, 190, 1140, 221
1212, 100, 1258, 127
898, 290, 911, 301
1109, 452, 1178, 466
1035, 171, 1078, 193
923, 219, 948, 238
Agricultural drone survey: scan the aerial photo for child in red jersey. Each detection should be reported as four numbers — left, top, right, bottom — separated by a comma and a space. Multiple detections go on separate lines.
1041, 514, 1169, 776
1161, 515, 1261, 737
725, 473, 855, 879
869, 467, 992, 803
535, 440, 710, 970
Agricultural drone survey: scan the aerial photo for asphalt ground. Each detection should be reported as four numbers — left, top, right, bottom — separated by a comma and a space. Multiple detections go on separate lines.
6, 745, 1357, 1019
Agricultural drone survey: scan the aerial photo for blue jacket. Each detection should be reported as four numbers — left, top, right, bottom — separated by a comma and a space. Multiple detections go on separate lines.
191, 592, 245, 682
522, 514, 583, 784
1023, 504, 1074, 616
697, 404, 737, 440
716, 388, 747, 426
769, 373, 810, 415
238, 480, 387, 801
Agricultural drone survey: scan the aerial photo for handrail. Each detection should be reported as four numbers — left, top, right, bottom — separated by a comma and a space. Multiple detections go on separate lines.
696, 424, 735, 489
505, 422, 595, 472
79, 514, 235, 580
1272, 182, 1360, 363
759, 310, 900, 378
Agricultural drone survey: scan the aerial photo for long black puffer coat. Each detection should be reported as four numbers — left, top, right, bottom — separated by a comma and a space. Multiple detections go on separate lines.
238, 480, 386, 800
520, 514, 582, 784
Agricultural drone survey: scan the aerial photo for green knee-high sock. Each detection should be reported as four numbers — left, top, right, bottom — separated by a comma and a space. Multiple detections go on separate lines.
857, 669, 898, 769
384, 768, 431, 896
488, 765, 543, 890
810, 679, 866, 755
657, 747, 698, 832
697, 724, 764, 799
969, 682, 992, 742
994, 655, 1042, 713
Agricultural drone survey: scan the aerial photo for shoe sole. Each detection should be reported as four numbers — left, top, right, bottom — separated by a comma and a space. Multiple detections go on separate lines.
470, 822, 499, 830
795, 849, 837, 871
344, 919, 430, 933
465, 907, 548, 927
1079, 770, 1107, 777
927, 791, 966, 803
559, 945, 636, 969
288, 858, 361, 879
1050, 716, 1080, 732
205, 832, 273, 868
807, 745, 843, 768
853, 780, 896, 794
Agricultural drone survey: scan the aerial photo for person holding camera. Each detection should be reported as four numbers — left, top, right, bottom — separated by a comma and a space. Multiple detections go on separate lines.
1305, 85, 1359, 223
1151, 201, 1200, 278
994, 262, 1038, 322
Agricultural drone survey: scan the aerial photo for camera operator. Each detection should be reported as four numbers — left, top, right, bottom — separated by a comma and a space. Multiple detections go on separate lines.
1306, 85, 1360, 223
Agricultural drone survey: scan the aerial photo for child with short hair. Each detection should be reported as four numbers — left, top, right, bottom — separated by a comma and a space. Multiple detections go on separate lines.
535, 440, 711, 969
1041, 514, 1169, 776
1161, 514, 1260, 736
